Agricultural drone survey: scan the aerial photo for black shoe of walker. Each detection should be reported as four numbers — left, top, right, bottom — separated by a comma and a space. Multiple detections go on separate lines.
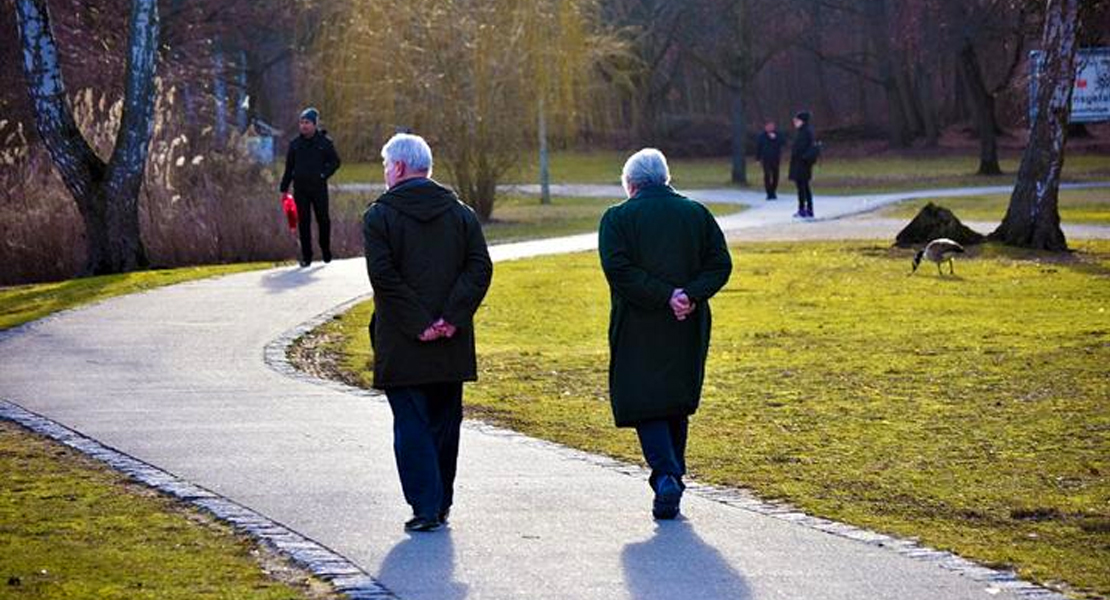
405, 515, 443, 532
323, 251, 332, 264
298, 259, 310, 268
438, 508, 450, 525
652, 475, 682, 520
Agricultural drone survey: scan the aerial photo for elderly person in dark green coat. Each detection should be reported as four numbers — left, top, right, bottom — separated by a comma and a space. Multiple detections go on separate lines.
598, 148, 732, 520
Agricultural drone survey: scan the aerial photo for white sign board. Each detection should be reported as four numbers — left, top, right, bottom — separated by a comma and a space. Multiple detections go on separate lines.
1030, 48, 1110, 123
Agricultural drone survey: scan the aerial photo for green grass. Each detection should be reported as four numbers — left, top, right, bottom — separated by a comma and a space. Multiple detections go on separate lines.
0, 421, 329, 600
877, 188, 1110, 226
330, 192, 744, 244
332, 151, 1110, 193
0, 263, 279, 331
317, 240, 1110, 598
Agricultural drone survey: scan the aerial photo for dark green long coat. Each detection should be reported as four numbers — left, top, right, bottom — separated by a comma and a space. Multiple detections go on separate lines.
363, 178, 492, 389
598, 184, 732, 427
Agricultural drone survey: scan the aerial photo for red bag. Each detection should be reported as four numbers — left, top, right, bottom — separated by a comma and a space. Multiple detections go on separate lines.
281, 193, 298, 231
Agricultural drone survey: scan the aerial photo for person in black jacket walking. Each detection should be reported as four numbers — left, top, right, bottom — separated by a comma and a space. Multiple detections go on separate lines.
280, 107, 341, 266
363, 133, 493, 532
755, 120, 785, 200
789, 110, 819, 219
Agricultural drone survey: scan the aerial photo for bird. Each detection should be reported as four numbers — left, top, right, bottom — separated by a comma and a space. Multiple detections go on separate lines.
911, 238, 965, 276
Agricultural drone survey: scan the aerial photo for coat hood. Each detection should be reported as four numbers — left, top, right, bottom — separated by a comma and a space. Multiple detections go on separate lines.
376, 179, 459, 222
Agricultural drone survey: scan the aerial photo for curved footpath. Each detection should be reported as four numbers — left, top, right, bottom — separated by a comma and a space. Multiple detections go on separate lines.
3, 184, 1107, 600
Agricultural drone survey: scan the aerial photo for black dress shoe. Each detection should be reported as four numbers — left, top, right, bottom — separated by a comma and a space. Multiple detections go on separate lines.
298, 259, 310, 268
404, 516, 443, 532
323, 251, 332, 264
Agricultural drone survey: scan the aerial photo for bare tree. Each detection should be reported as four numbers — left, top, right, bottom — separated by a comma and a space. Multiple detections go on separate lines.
685, 0, 790, 184
949, 0, 1031, 175
316, 0, 603, 221
990, 0, 1079, 250
14, 0, 159, 274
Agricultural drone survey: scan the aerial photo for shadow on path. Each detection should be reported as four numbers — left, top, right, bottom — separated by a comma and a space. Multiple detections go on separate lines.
260, 265, 325, 294
377, 530, 468, 600
622, 519, 751, 600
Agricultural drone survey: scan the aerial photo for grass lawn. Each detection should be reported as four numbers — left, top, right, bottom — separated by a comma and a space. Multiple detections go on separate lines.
329, 193, 744, 245
0, 263, 280, 331
877, 188, 1110, 226
0, 421, 332, 600
332, 151, 1110, 193
313, 240, 1110, 598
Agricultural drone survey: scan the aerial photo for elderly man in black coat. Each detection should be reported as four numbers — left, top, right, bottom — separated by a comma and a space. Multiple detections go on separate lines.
280, 107, 341, 266
789, 110, 819, 219
599, 149, 733, 520
363, 133, 493, 532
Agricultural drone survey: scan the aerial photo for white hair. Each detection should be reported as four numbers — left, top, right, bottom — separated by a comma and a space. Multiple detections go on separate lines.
381, 133, 433, 173
621, 148, 671, 191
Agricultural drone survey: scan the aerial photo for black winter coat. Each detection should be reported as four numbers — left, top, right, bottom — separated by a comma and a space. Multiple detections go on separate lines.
280, 131, 341, 193
363, 179, 493, 389
789, 124, 817, 182
756, 131, 785, 165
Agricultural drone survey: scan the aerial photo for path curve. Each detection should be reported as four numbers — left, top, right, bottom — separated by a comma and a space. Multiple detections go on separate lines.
3, 183, 1104, 600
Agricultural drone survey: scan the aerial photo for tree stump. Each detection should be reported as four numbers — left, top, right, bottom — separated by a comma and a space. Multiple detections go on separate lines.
894, 203, 986, 248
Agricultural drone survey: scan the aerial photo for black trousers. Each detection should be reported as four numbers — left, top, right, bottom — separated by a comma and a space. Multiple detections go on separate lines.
385, 383, 464, 519
795, 178, 813, 215
634, 416, 689, 491
294, 186, 331, 263
762, 160, 780, 198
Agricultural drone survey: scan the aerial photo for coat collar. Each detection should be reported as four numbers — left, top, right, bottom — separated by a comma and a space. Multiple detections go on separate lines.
629, 183, 677, 201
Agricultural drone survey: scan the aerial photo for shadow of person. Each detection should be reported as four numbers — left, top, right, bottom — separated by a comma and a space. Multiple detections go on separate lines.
260, 264, 323, 294
622, 519, 751, 600
376, 530, 468, 600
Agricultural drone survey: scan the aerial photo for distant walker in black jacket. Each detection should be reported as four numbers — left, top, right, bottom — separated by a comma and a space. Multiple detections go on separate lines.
363, 133, 493, 533
280, 107, 341, 266
755, 120, 785, 200
789, 110, 819, 219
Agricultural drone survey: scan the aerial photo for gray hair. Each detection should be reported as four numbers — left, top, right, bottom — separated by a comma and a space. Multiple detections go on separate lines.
621, 148, 670, 189
381, 133, 434, 173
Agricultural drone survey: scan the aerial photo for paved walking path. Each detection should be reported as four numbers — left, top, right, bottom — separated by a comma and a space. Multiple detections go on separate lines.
3, 183, 1106, 599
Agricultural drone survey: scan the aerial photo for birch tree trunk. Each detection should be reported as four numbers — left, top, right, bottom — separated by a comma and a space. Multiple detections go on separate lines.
990, 0, 1078, 251
14, 0, 159, 275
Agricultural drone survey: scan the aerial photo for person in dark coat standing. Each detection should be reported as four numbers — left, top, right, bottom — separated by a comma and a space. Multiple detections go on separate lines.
280, 107, 341, 266
755, 120, 785, 200
598, 148, 732, 520
363, 133, 493, 532
788, 110, 819, 219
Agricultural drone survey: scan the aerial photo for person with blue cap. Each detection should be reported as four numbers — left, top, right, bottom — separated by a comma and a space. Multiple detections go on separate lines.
280, 107, 341, 266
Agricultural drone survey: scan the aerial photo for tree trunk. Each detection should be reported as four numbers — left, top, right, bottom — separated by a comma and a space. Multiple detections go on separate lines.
990, 0, 1079, 251
729, 86, 747, 185
15, 0, 158, 274
538, 95, 551, 205
915, 63, 940, 147
958, 41, 1003, 175
864, 0, 912, 147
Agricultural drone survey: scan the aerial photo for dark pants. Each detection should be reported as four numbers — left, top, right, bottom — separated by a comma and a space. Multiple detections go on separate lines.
635, 416, 689, 491
761, 160, 780, 198
795, 178, 813, 216
385, 383, 464, 519
294, 186, 331, 263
